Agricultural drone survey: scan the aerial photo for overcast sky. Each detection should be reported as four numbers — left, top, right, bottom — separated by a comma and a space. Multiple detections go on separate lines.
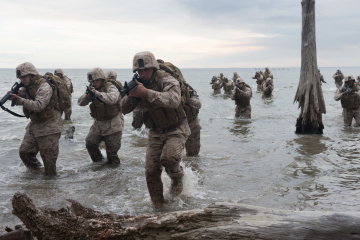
0, 0, 359, 69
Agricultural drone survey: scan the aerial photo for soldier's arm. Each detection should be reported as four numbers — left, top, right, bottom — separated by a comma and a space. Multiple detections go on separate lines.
334, 89, 344, 101
242, 87, 252, 98
77, 92, 91, 106
16, 83, 52, 112
94, 85, 120, 105
147, 76, 181, 109
120, 95, 140, 114
186, 94, 202, 110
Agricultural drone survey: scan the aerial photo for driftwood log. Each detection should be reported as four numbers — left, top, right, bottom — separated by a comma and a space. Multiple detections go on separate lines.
294, 0, 326, 134
9, 192, 360, 240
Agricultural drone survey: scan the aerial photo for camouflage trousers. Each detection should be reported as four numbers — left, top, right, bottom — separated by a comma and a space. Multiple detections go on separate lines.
85, 130, 122, 164
213, 88, 221, 94
235, 104, 251, 119
343, 108, 360, 127
64, 107, 72, 120
19, 131, 61, 176
185, 118, 201, 156
224, 90, 232, 95
145, 119, 189, 206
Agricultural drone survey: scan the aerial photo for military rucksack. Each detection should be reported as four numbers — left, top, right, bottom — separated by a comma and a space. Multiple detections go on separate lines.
43, 75, 72, 111
157, 59, 190, 103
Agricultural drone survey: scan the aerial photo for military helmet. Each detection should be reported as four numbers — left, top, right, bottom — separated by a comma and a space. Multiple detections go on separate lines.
105, 70, 117, 80
357, 75, 360, 80
54, 69, 64, 76
132, 51, 160, 73
44, 72, 53, 77
87, 67, 105, 82
345, 75, 355, 83
16, 62, 39, 78
236, 77, 245, 84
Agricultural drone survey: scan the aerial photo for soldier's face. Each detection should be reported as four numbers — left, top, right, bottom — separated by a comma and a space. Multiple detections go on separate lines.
348, 80, 355, 87
138, 68, 154, 82
92, 79, 102, 89
20, 75, 31, 86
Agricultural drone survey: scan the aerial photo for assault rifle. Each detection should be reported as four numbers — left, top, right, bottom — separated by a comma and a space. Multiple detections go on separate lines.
0, 81, 26, 117
121, 73, 140, 96
342, 86, 355, 94
85, 83, 96, 102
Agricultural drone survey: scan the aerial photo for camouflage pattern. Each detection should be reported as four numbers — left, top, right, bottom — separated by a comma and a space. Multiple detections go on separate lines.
16, 62, 39, 78
252, 71, 264, 91
210, 76, 221, 94
185, 93, 202, 156
105, 70, 118, 80
333, 69, 344, 89
263, 67, 273, 80
87, 67, 106, 82
262, 78, 274, 99
132, 51, 160, 73
132, 105, 145, 129
78, 84, 123, 163
62, 75, 73, 120
121, 71, 190, 207
232, 72, 239, 84
54, 69, 64, 75
231, 82, 252, 119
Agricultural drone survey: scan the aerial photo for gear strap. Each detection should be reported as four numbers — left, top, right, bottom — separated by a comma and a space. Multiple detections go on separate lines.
1, 105, 26, 117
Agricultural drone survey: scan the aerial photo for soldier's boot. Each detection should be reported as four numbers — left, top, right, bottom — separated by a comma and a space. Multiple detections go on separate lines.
19, 152, 42, 170
169, 167, 184, 196
86, 146, 104, 162
146, 170, 165, 208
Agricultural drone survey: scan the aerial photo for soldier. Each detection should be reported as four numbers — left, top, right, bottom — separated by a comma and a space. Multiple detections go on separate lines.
357, 75, 360, 85
105, 70, 117, 80
262, 78, 274, 99
334, 75, 360, 127
210, 75, 221, 94
263, 67, 273, 80
232, 72, 239, 84
221, 77, 234, 95
318, 69, 326, 84
252, 70, 264, 92
121, 51, 190, 208
54, 69, 73, 120
9, 62, 63, 176
231, 78, 252, 119
78, 67, 124, 164
183, 85, 202, 156
333, 69, 344, 89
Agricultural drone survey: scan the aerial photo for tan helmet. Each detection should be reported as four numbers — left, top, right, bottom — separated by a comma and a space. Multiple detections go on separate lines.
357, 75, 360, 80
87, 67, 105, 82
16, 62, 39, 78
345, 75, 355, 83
44, 72, 53, 77
105, 70, 117, 80
236, 77, 245, 84
132, 51, 160, 73
54, 68, 64, 76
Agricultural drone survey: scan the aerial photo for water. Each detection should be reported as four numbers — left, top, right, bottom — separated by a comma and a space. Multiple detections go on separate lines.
1, 67, 360, 230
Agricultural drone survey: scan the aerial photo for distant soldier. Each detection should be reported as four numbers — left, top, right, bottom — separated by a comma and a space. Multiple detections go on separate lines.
9, 62, 63, 176
318, 69, 326, 84
357, 75, 360, 84
210, 75, 221, 94
334, 75, 360, 127
78, 67, 124, 164
232, 72, 239, 84
263, 67, 273, 80
333, 69, 344, 89
262, 78, 274, 99
231, 78, 252, 119
221, 77, 234, 95
252, 70, 264, 92
219, 72, 225, 85
54, 69, 73, 120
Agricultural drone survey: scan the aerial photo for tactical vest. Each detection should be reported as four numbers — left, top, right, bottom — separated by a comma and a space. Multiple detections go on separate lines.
89, 81, 121, 121
341, 92, 360, 109
234, 87, 251, 107
141, 70, 186, 131
23, 75, 57, 124
183, 103, 199, 123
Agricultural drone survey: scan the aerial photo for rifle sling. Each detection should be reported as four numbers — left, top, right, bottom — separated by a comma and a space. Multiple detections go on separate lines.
1, 105, 26, 117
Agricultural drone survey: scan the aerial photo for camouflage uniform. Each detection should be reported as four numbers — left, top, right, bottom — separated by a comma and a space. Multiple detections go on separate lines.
334, 75, 360, 127
184, 92, 202, 156
252, 71, 264, 92
78, 68, 124, 164
232, 72, 239, 84
263, 67, 273, 80
14, 62, 63, 176
210, 76, 221, 94
54, 69, 73, 120
333, 69, 344, 89
121, 51, 190, 208
231, 78, 252, 119
262, 78, 274, 99
221, 77, 234, 95
132, 105, 145, 129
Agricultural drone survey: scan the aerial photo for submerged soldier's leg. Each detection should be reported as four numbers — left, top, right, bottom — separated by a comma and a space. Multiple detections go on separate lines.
352, 108, 360, 127
145, 133, 164, 208
343, 108, 353, 127
185, 121, 201, 156
38, 133, 61, 176
64, 107, 72, 121
85, 130, 103, 162
243, 105, 252, 119
161, 135, 186, 196
19, 130, 42, 169
104, 131, 122, 164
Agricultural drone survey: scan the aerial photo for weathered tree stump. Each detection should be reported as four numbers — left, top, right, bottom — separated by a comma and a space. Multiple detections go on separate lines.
294, 0, 326, 134
10, 192, 360, 240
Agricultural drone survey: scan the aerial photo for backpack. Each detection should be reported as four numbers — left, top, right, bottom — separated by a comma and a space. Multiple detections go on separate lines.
157, 59, 189, 103
44, 75, 72, 111
106, 78, 124, 91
